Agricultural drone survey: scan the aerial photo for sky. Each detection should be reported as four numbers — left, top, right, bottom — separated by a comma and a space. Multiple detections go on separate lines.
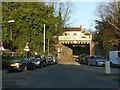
69, 2, 101, 31
43, 0, 107, 31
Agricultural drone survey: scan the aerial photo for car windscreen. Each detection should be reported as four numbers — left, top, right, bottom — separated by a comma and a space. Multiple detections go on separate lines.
32, 59, 40, 62
46, 57, 52, 60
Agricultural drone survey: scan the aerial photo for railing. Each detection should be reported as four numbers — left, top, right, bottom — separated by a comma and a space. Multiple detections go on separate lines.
59, 36, 92, 41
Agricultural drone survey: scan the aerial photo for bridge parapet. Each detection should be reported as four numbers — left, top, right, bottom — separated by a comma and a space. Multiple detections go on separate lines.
59, 36, 92, 41
59, 35, 92, 44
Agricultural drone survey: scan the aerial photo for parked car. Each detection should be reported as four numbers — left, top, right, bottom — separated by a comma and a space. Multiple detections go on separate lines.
46, 56, 54, 65
7, 58, 36, 72
29, 55, 46, 68
81, 54, 89, 64
75, 58, 80, 62
87, 55, 106, 66
83, 55, 90, 65
52, 56, 58, 64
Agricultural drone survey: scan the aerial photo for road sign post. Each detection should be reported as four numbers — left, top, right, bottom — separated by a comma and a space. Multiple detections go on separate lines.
24, 43, 30, 58
0, 43, 5, 52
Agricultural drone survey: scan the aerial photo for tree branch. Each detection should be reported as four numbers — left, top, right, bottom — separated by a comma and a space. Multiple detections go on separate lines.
107, 19, 120, 31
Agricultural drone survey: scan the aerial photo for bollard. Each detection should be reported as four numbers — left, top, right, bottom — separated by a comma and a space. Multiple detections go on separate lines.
105, 61, 111, 74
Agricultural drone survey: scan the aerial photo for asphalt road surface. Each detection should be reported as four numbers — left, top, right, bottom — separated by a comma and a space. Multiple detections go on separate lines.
2, 64, 120, 88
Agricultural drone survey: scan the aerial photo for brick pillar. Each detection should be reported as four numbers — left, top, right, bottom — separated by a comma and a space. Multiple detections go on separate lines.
90, 41, 95, 56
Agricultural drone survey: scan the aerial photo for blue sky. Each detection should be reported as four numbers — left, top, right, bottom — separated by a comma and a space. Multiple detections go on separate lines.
69, 2, 101, 31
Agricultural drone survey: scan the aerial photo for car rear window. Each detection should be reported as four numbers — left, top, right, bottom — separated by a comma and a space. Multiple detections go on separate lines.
11, 59, 22, 63
34, 55, 41, 58
90, 56, 95, 59
29, 55, 41, 59
96, 56, 104, 59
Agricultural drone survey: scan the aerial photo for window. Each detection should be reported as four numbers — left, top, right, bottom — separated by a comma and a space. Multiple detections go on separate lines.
73, 33, 77, 36
65, 33, 67, 36
82, 36, 86, 38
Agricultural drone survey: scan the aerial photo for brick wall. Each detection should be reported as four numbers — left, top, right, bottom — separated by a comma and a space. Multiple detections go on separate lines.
60, 44, 72, 61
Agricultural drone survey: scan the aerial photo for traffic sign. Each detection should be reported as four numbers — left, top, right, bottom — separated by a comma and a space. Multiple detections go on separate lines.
24, 43, 29, 51
0, 43, 5, 51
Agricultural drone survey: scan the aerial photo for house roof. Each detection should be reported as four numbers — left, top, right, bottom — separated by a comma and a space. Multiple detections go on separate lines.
84, 30, 90, 35
64, 27, 82, 31
64, 25, 82, 31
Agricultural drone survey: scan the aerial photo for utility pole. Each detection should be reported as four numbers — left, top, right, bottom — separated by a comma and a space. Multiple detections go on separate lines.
43, 24, 45, 53
10, 24, 13, 52
48, 38, 49, 56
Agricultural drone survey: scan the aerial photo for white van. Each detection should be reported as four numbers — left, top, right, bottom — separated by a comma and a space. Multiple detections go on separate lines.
109, 51, 120, 67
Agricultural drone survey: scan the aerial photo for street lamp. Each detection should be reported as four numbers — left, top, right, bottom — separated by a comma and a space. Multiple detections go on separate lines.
0, 20, 15, 23
8, 20, 15, 54
1, 20, 15, 55
8, 20, 15, 23
43, 24, 50, 54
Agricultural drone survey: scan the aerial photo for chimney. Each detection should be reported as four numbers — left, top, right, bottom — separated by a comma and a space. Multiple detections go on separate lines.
80, 25, 82, 31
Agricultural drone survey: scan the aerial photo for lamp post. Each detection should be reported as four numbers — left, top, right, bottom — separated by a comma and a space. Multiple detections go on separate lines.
43, 24, 45, 53
1, 20, 15, 56
43, 23, 58, 55
8, 20, 15, 54
48, 38, 49, 56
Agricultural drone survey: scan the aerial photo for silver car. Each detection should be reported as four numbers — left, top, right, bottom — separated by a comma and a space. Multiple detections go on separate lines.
87, 55, 106, 66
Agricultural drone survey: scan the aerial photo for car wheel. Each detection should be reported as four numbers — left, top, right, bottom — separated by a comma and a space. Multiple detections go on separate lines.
87, 62, 91, 66
40, 63, 44, 68
32, 64, 36, 70
96, 62, 99, 67
7, 69, 12, 73
23, 65, 28, 72
110, 62, 113, 67
38, 64, 41, 68
47, 63, 50, 66
44, 63, 47, 67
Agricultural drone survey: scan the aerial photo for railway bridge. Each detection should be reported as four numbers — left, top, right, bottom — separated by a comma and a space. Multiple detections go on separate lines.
56, 25, 94, 61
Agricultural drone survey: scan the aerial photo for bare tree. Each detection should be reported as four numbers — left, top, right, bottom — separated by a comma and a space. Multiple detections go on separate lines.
53, 2, 73, 27
97, 0, 120, 31
95, 0, 120, 51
